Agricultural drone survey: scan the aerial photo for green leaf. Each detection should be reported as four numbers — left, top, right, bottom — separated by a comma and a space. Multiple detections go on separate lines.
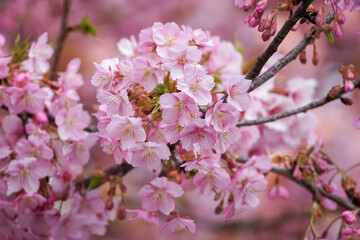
11, 35, 31, 64
155, 84, 165, 93
85, 173, 105, 192
78, 15, 97, 36
188, 170, 198, 179
163, 72, 171, 93
324, 31, 334, 45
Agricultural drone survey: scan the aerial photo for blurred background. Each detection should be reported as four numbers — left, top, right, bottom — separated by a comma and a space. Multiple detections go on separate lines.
1, 0, 360, 239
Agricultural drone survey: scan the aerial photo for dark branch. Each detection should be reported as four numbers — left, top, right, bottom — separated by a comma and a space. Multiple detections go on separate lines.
50, 0, 71, 75
245, 0, 314, 81
237, 78, 360, 127
81, 162, 133, 189
248, 13, 334, 92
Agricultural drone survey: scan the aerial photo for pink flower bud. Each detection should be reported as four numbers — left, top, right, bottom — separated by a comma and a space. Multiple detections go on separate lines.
344, 79, 354, 92
333, 22, 343, 37
34, 111, 49, 124
341, 211, 356, 225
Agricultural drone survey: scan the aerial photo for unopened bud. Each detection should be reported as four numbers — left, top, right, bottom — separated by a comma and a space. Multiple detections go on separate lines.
341, 176, 357, 198
34, 112, 49, 124
340, 97, 353, 106
299, 50, 307, 64
106, 199, 114, 210
117, 205, 127, 220
333, 22, 342, 38
312, 47, 319, 66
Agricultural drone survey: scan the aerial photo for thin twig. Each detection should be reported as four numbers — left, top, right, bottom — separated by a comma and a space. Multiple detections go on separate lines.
237, 78, 360, 127
50, 0, 71, 75
245, 0, 314, 81
248, 13, 335, 92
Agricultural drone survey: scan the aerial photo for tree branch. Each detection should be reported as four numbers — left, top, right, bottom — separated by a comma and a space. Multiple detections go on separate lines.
236, 157, 359, 210
245, 0, 314, 81
50, 0, 71, 75
248, 13, 334, 92
271, 165, 358, 210
236, 78, 360, 127
81, 162, 133, 189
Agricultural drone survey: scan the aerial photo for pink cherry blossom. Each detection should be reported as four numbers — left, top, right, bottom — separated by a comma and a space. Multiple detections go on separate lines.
230, 167, 268, 209
234, 0, 253, 8
57, 58, 83, 90
15, 137, 53, 161
205, 101, 238, 132
177, 65, 215, 105
180, 119, 217, 156
133, 56, 164, 93
96, 89, 134, 117
117, 36, 137, 57
126, 209, 159, 226
268, 185, 290, 200
91, 58, 119, 89
6, 157, 53, 195
153, 22, 189, 57
138, 177, 183, 215
55, 104, 90, 141
193, 163, 231, 194
2, 114, 24, 147
227, 76, 252, 111
5, 82, 50, 114
162, 45, 202, 80
0, 57, 11, 78
159, 92, 200, 126
129, 142, 170, 171
105, 115, 146, 150
163, 217, 196, 233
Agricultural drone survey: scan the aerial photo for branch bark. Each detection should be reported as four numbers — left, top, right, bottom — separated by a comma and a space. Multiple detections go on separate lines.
245, 0, 314, 81
50, 0, 71, 75
236, 78, 360, 127
247, 13, 334, 92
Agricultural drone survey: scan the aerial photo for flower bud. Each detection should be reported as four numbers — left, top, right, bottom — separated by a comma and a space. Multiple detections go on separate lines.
341, 211, 356, 225
299, 50, 306, 64
34, 111, 49, 124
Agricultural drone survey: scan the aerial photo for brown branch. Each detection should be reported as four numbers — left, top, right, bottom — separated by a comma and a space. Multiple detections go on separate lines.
81, 162, 134, 189
50, 0, 71, 75
248, 13, 334, 92
271, 165, 358, 210
236, 78, 360, 127
245, 0, 314, 81
237, 157, 359, 210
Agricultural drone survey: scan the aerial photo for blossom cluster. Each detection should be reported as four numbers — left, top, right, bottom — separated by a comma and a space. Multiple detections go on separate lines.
234, 0, 360, 41
92, 22, 319, 231
0, 33, 120, 239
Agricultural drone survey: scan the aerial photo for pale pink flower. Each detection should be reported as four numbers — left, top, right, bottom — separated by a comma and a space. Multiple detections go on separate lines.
160, 121, 184, 144
193, 164, 231, 194
58, 58, 83, 90
340, 228, 360, 240
96, 89, 134, 117
159, 92, 200, 126
341, 211, 356, 225
91, 58, 119, 89
153, 22, 189, 57
0, 57, 11, 79
242, 155, 272, 173
182, 25, 214, 52
163, 217, 196, 233
230, 167, 268, 209
5, 83, 50, 114
2, 114, 24, 147
67, 133, 98, 165
129, 142, 170, 171
49, 89, 80, 115
126, 209, 159, 226
112, 59, 134, 91
268, 185, 290, 200
133, 57, 164, 93
286, 77, 317, 106
215, 127, 242, 154
28, 32, 53, 61
180, 119, 217, 156
162, 45, 202, 80
106, 115, 146, 150
227, 76, 252, 111
15, 137, 53, 161
138, 177, 184, 215
177, 65, 215, 105
55, 104, 90, 141
6, 157, 53, 195
117, 36, 137, 57
205, 101, 238, 132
